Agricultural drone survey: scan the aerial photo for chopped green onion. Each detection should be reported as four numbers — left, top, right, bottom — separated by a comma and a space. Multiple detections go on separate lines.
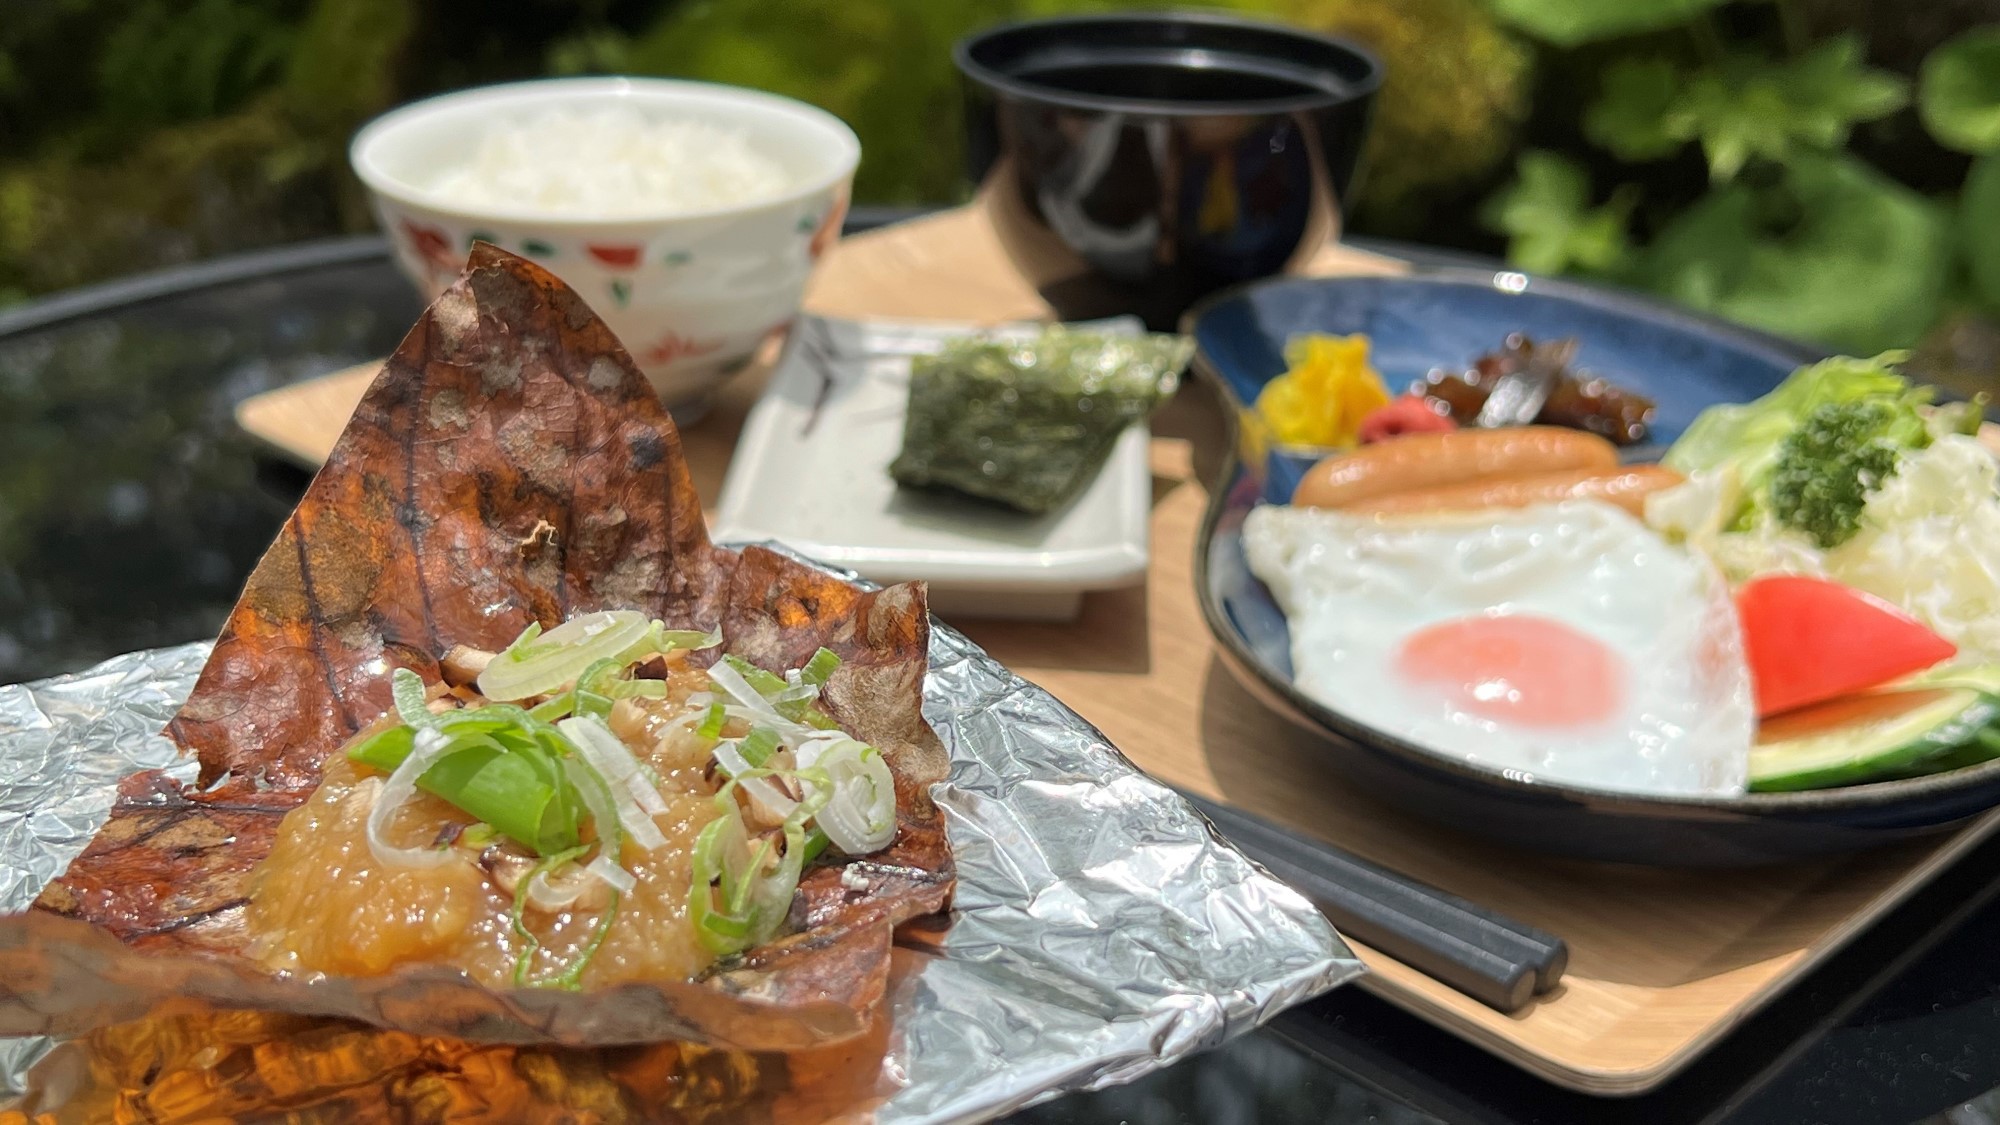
698, 905, 752, 941
787, 765, 834, 828
687, 794, 809, 956
695, 702, 726, 740
801, 827, 830, 864
800, 648, 841, 687
460, 823, 499, 850
511, 844, 587, 987
346, 723, 416, 770
608, 622, 721, 670
573, 689, 614, 720
477, 611, 654, 702
645, 624, 724, 653
576, 659, 622, 695
798, 739, 897, 855
528, 693, 575, 723
557, 715, 669, 852
546, 890, 620, 990
716, 655, 838, 728
349, 720, 580, 857
721, 654, 788, 697
391, 667, 433, 727
738, 727, 780, 768
559, 755, 626, 866
608, 680, 669, 698
712, 746, 800, 823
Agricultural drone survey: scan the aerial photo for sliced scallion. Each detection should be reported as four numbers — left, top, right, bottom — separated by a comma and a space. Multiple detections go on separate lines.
547, 890, 620, 990
800, 647, 842, 687
738, 727, 780, 768
477, 611, 654, 701
695, 702, 726, 740
607, 680, 669, 698
349, 717, 580, 857
528, 693, 575, 723
511, 844, 587, 986
391, 667, 433, 727
800, 739, 898, 855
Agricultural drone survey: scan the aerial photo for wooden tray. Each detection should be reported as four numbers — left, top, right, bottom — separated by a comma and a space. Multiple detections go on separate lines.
235, 205, 2000, 1096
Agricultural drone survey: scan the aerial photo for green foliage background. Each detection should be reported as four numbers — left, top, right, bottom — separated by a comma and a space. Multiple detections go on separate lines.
0, 0, 1994, 372
0, 0, 1529, 305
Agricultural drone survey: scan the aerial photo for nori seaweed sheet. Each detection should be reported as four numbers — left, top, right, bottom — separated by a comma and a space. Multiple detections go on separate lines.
888, 327, 1193, 514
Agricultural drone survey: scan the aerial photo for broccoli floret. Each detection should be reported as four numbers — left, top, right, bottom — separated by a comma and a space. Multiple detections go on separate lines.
1768, 401, 1921, 548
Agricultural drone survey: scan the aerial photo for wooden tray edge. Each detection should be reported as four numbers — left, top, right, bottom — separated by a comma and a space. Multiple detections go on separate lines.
1357, 807, 2000, 1095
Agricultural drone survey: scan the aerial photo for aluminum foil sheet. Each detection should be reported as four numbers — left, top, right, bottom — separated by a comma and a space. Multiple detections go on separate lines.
0, 619, 1360, 1121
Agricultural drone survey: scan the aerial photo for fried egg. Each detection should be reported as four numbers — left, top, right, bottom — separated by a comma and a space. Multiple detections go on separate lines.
1242, 499, 1753, 796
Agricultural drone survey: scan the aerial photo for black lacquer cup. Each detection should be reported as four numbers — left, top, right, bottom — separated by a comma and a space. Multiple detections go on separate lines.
955, 12, 1382, 328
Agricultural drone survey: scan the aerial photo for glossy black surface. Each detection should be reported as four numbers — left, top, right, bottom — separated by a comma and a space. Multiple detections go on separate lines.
956, 13, 1380, 328
1186, 271, 2000, 866
5, 236, 2000, 1123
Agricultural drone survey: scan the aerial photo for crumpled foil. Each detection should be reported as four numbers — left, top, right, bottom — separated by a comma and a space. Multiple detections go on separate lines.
0, 617, 1359, 1121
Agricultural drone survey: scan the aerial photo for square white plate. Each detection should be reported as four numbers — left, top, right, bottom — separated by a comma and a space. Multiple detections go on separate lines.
712, 315, 1152, 621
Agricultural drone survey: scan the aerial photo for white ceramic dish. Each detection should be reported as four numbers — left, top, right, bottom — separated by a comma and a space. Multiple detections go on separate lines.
712, 316, 1153, 621
350, 77, 858, 411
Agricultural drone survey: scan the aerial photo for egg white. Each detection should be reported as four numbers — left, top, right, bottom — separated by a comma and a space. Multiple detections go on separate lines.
1242, 499, 1753, 797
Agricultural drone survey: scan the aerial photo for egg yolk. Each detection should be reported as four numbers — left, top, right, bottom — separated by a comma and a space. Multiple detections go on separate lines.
1394, 614, 1626, 729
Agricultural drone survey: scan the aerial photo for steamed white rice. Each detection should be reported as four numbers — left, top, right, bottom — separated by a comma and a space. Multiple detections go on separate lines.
428, 106, 793, 216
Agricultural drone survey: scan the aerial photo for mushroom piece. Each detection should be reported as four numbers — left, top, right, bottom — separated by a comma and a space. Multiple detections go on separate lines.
479, 845, 612, 913
439, 645, 496, 687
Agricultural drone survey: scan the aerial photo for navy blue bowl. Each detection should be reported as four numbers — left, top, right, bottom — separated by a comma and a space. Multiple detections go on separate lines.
1188, 270, 2000, 866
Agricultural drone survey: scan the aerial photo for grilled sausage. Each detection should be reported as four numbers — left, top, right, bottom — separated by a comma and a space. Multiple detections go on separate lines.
1348, 464, 1686, 518
1290, 427, 1619, 509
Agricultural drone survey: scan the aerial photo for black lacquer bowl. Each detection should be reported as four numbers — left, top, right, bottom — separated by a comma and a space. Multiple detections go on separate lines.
1188, 270, 2000, 867
956, 12, 1381, 329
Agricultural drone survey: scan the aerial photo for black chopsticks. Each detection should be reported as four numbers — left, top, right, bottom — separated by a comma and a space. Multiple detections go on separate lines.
1178, 789, 1568, 1013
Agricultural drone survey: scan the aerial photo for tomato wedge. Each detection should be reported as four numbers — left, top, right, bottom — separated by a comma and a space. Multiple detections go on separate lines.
1737, 575, 1958, 717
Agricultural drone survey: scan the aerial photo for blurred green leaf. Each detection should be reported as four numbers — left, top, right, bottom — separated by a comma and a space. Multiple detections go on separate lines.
623, 0, 1020, 205
547, 29, 633, 76
1480, 151, 1637, 276
1645, 153, 1949, 352
281, 0, 410, 132
1670, 38, 1906, 181
1584, 58, 1683, 161
1248, 0, 1533, 235
1670, 66, 1791, 181
1488, 0, 1727, 48
1962, 152, 2000, 308
1920, 27, 2000, 154
96, 0, 295, 130
1779, 34, 1910, 138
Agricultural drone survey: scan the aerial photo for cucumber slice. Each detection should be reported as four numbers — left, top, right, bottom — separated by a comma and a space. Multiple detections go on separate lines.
1748, 688, 2000, 792
1896, 662, 2000, 694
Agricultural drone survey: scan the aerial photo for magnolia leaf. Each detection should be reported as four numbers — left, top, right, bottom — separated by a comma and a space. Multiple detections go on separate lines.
1480, 151, 1637, 277
1646, 154, 1948, 353
1584, 58, 1684, 161
1920, 27, 2000, 154
1488, 0, 1728, 48
1670, 38, 1908, 181
1962, 152, 2000, 307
